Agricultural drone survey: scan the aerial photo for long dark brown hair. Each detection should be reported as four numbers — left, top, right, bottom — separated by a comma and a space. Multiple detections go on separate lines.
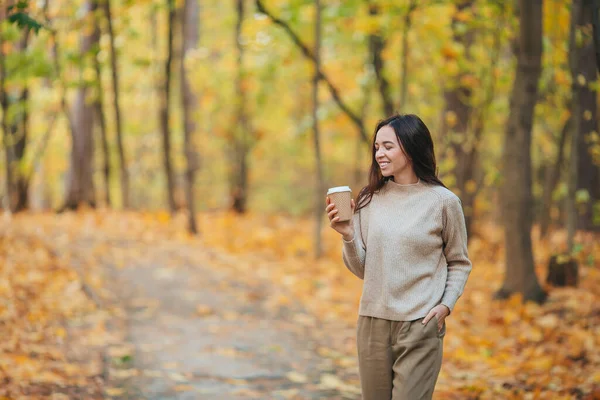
355, 114, 446, 213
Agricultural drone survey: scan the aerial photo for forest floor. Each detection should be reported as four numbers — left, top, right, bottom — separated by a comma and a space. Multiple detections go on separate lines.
1, 210, 600, 399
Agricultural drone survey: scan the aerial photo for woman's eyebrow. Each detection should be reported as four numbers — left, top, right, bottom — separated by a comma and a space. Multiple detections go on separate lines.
375, 141, 395, 146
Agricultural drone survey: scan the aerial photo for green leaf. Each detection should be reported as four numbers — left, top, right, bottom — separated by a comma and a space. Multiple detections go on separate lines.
7, 12, 43, 34
119, 354, 132, 363
133, 57, 152, 68
587, 253, 595, 267
575, 189, 590, 205
7, 0, 29, 12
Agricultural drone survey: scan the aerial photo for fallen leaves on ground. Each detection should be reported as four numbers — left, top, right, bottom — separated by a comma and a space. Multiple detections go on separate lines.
1, 210, 599, 399
199, 210, 600, 399
0, 216, 110, 398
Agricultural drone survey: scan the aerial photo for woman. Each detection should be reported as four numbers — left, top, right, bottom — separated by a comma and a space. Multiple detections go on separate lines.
325, 114, 472, 400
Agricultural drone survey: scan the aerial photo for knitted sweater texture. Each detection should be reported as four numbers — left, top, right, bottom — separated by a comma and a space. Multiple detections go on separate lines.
342, 179, 472, 321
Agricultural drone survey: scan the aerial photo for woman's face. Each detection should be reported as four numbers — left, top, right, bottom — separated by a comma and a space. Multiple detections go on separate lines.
374, 125, 411, 179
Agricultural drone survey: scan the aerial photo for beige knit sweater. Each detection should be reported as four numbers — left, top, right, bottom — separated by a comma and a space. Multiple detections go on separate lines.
342, 178, 472, 321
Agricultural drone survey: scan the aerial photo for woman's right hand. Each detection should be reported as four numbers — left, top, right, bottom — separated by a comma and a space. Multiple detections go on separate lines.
325, 197, 355, 241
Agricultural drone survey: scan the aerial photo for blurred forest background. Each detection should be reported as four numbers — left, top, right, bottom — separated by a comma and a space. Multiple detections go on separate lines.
1, 0, 598, 226
1, 0, 600, 398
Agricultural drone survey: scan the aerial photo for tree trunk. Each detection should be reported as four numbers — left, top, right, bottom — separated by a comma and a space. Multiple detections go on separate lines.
465, 15, 504, 238
0, 17, 31, 212
313, 0, 324, 258
181, 0, 200, 234
43, 0, 76, 144
546, 255, 579, 287
399, 0, 417, 109
93, 6, 111, 207
14, 83, 29, 212
355, 74, 372, 189
160, 0, 177, 213
592, 0, 600, 73
540, 115, 570, 238
101, 0, 130, 208
31, 0, 76, 209
496, 0, 546, 303
440, 0, 475, 237
62, 1, 98, 210
0, 21, 14, 213
231, 0, 250, 213
13, 27, 31, 212
368, 1, 393, 117
568, 0, 584, 247
12, 27, 32, 212
570, 0, 600, 233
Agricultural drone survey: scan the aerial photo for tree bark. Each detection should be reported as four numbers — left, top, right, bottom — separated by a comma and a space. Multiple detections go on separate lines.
92, 5, 111, 207
496, 0, 546, 303
312, 0, 324, 258
540, 115, 570, 238
0, 12, 31, 212
101, 0, 130, 208
592, 0, 600, 73
231, 0, 250, 213
399, 0, 417, 109
355, 73, 373, 188
181, 0, 200, 234
62, 1, 98, 210
26, 0, 77, 208
567, 0, 582, 247
160, 0, 177, 213
570, 0, 600, 233
14, 81, 29, 211
93, 103, 110, 207
0, 20, 14, 212
440, 0, 475, 237
546, 255, 578, 287
465, 4, 507, 238
368, 1, 393, 117
12, 24, 32, 212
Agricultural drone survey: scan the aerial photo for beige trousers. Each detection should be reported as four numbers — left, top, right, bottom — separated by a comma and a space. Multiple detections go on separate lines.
357, 315, 446, 400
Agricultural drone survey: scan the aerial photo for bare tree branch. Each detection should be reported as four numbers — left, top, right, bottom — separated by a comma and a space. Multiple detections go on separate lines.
255, 0, 368, 144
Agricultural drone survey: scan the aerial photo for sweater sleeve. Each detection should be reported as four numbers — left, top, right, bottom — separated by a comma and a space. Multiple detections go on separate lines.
440, 195, 472, 314
342, 210, 367, 280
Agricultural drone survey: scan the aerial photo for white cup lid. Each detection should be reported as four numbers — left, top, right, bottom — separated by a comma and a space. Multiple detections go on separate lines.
327, 186, 352, 195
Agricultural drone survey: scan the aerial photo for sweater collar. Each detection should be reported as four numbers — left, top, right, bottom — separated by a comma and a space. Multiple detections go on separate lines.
384, 177, 424, 193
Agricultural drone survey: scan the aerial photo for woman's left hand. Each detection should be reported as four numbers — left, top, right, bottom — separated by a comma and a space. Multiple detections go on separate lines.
422, 304, 450, 333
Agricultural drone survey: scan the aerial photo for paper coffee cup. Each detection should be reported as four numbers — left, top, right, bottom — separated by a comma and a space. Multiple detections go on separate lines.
327, 186, 352, 222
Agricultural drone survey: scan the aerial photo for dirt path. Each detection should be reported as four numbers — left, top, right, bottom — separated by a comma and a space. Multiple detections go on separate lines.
11, 213, 361, 399
98, 240, 361, 399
